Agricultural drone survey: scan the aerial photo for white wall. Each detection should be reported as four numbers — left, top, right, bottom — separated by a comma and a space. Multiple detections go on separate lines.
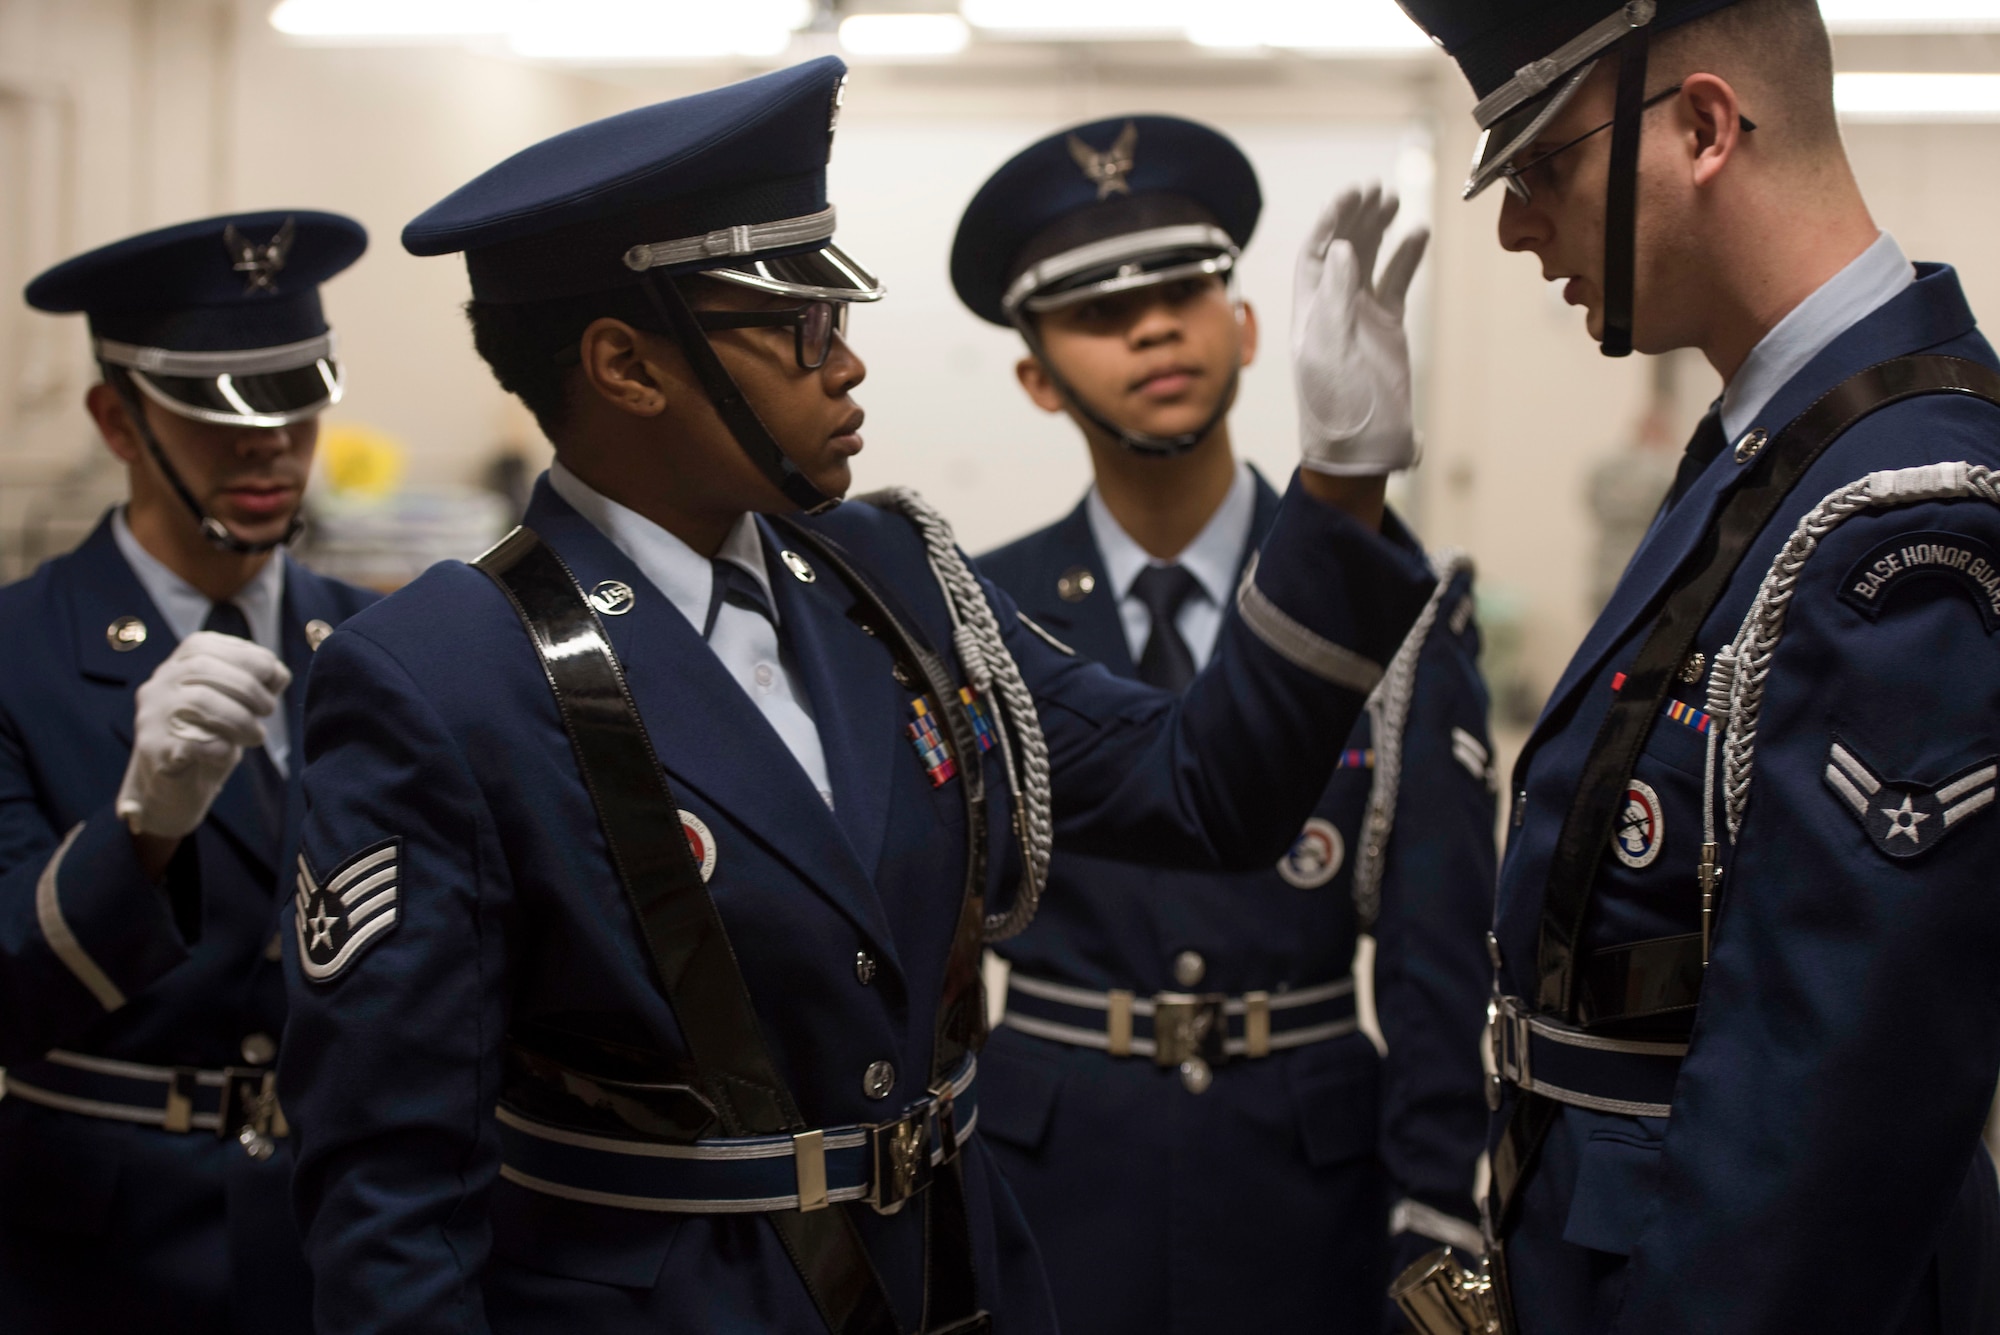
3, 5, 1999, 706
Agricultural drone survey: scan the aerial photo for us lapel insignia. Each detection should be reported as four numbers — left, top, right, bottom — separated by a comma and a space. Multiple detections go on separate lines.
679, 810, 717, 882
1824, 737, 1997, 859
295, 838, 401, 983
1277, 817, 1345, 889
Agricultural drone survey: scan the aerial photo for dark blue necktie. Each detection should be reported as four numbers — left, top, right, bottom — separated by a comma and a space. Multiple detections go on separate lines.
1131, 564, 1200, 693
704, 560, 775, 640
1663, 405, 1728, 513
203, 599, 285, 842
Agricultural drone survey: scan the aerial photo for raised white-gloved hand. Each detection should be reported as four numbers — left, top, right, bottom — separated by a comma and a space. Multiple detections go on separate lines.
117, 631, 291, 839
1292, 183, 1430, 476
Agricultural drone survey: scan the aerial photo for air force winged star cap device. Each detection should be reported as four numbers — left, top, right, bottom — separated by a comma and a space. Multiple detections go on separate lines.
402, 54, 880, 307
25, 210, 366, 428
951, 114, 1260, 456
1396, 0, 1744, 357
403, 56, 878, 514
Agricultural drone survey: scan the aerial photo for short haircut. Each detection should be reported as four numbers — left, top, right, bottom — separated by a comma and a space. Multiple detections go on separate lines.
1657, 0, 1841, 155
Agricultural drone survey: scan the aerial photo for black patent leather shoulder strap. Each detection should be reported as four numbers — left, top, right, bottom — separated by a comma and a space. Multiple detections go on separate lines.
475, 527, 899, 1335
1535, 354, 2000, 1017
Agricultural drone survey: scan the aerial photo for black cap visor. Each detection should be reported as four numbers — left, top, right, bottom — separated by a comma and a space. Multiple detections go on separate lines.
704, 242, 885, 304
1022, 249, 1236, 315
128, 358, 343, 428
1464, 62, 1594, 200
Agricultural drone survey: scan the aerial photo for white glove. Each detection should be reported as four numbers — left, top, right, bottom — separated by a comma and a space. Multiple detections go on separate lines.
1292, 183, 1430, 476
117, 631, 291, 839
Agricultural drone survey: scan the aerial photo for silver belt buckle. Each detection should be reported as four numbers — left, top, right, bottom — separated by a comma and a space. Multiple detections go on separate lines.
220, 1068, 286, 1161
865, 1106, 934, 1216
1152, 992, 1227, 1094
1489, 997, 1532, 1095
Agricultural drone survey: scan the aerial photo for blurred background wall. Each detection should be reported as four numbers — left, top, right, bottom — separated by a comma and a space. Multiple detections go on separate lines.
2, 0, 1999, 733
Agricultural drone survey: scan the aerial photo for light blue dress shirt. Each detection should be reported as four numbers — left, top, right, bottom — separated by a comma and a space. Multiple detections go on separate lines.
549, 461, 834, 808
1086, 459, 1255, 672
111, 507, 292, 775
1721, 231, 1915, 443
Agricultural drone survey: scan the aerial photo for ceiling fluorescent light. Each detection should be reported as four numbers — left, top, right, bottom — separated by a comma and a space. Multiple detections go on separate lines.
1186, 1, 1431, 51
960, 0, 1192, 37
1836, 71, 2000, 119
268, 0, 517, 38
841, 14, 972, 56
1819, 0, 2000, 31
508, 0, 807, 60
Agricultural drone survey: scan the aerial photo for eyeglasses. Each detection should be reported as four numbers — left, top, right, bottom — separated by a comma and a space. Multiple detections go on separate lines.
1500, 84, 1758, 204
692, 299, 849, 371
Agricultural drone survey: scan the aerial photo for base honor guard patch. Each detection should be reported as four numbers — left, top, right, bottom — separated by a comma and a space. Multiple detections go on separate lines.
1824, 738, 1996, 860
1278, 817, 1345, 888
295, 839, 402, 983
679, 810, 717, 882
1613, 780, 1665, 869
906, 688, 995, 788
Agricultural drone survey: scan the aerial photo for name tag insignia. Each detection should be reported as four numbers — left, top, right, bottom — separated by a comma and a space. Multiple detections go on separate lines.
295, 838, 402, 983
1823, 738, 1996, 860
1613, 780, 1664, 869
1839, 530, 2000, 632
1277, 816, 1345, 889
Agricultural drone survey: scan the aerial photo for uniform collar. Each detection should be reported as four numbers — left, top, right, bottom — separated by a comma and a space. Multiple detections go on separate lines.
548, 460, 778, 633
110, 505, 286, 655
1084, 459, 1254, 609
1721, 231, 1915, 444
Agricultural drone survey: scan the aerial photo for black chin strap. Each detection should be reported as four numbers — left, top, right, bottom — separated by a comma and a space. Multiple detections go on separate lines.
1011, 314, 1237, 459
1598, 24, 1651, 359
106, 366, 303, 555
638, 272, 842, 516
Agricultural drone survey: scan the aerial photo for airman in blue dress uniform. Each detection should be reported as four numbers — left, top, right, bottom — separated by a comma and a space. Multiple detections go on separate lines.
0, 212, 377, 1331
1392, 1, 2000, 1330
277, 57, 1439, 1334
952, 117, 1495, 1332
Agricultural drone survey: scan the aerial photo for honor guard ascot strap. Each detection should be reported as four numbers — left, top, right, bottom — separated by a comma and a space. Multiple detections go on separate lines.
475, 528, 900, 1335
1495, 354, 2000, 1233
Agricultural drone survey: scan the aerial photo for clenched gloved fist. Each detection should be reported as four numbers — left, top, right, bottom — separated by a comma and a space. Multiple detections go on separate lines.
1292, 183, 1430, 476
117, 630, 291, 839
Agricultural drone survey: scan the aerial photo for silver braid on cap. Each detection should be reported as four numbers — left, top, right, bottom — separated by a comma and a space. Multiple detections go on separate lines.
858, 487, 1052, 941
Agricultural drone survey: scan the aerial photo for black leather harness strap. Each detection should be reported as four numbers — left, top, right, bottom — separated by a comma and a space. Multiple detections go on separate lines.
775, 518, 993, 1334
476, 528, 898, 1335
1494, 355, 2000, 1233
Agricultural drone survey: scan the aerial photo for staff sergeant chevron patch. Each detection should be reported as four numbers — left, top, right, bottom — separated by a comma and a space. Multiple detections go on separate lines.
1823, 739, 1996, 860
295, 838, 402, 982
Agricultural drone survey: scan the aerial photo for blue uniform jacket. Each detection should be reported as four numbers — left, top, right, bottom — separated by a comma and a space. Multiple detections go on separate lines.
1495, 265, 2000, 1333
280, 471, 1433, 1335
0, 512, 375, 1333
973, 475, 1495, 1334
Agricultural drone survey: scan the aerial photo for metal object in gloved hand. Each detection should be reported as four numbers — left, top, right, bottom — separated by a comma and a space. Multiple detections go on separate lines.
116, 630, 291, 839
1390, 1246, 1506, 1335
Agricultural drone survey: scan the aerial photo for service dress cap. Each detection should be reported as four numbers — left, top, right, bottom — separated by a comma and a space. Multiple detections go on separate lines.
951, 114, 1260, 328
403, 55, 881, 308
1397, 0, 1741, 197
24, 210, 366, 427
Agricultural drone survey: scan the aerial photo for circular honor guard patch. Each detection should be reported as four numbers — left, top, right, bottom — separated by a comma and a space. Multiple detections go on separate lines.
679, 810, 717, 882
1277, 816, 1345, 889
1613, 780, 1665, 869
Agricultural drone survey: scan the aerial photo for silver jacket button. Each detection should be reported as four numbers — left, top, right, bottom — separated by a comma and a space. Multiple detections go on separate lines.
1179, 1057, 1213, 1095
1172, 950, 1206, 989
862, 1060, 895, 1099
240, 1032, 276, 1066
854, 951, 877, 985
